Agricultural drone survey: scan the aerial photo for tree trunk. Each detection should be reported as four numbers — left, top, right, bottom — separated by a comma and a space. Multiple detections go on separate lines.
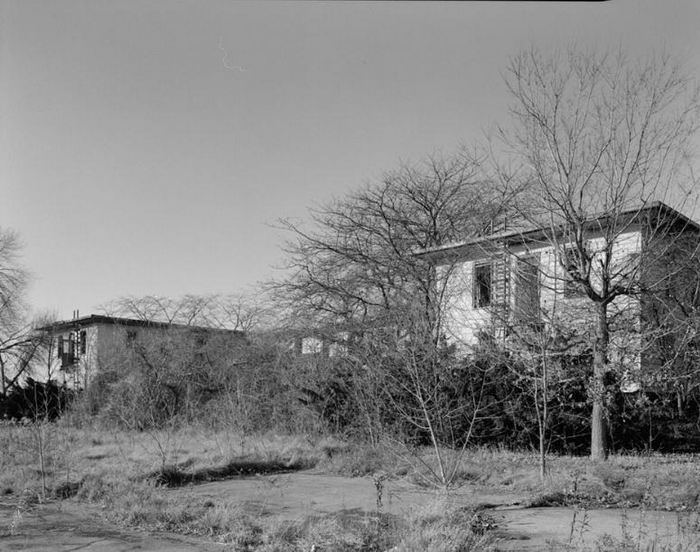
0, 355, 6, 398
539, 353, 548, 483
590, 303, 609, 460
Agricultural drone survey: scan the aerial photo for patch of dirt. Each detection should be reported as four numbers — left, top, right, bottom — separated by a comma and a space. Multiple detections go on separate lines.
0, 501, 221, 551
177, 472, 700, 550
4, 474, 699, 551
178, 472, 527, 520
492, 507, 700, 551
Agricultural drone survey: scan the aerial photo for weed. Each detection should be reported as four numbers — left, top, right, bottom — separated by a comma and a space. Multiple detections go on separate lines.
318, 442, 392, 477
4, 424, 700, 550
392, 502, 497, 551
372, 471, 389, 511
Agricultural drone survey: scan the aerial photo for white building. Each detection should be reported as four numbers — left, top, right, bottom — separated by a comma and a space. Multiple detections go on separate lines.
38, 314, 245, 389
417, 202, 700, 381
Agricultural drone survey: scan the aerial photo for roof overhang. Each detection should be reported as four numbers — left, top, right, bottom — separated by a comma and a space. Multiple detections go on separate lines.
416, 201, 700, 265
36, 314, 245, 336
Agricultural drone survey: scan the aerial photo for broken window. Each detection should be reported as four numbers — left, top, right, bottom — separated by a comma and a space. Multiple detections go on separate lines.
473, 263, 492, 309
57, 334, 75, 367
514, 255, 540, 321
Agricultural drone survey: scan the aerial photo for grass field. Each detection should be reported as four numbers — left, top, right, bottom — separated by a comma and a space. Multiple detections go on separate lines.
2, 420, 700, 551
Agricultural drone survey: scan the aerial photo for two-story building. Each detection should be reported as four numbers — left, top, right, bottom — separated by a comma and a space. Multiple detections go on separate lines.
38, 314, 245, 389
417, 202, 700, 383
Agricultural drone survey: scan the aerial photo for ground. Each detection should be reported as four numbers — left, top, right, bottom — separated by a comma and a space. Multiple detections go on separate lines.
4, 426, 700, 550
3, 472, 699, 551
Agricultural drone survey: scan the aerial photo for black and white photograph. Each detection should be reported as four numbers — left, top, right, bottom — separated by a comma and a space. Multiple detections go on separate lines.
2, 1, 700, 550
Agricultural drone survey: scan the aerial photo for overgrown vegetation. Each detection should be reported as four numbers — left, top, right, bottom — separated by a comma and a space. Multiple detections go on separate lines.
0, 378, 74, 420
3, 422, 700, 549
3, 45, 700, 549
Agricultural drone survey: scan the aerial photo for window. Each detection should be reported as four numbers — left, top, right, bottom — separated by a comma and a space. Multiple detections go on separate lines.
80, 330, 87, 355
57, 334, 75, 367
473, 263, 492, 309
301, 336, 323, 355
515, 255, 540, 320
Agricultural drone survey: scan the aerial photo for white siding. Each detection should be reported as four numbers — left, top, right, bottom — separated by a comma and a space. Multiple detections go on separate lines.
439, 229, 644, 358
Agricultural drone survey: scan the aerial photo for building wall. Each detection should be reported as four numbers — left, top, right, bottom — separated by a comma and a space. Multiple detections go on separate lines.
438, 229, 643, 360
53, 323, 176, 389
50, 320, 246, 390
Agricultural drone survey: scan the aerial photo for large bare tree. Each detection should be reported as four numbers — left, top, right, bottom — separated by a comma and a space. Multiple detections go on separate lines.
276, 153, 520, 485
276, 152, 514, 334
499, 48, 700, 460
0, 229, 43, 397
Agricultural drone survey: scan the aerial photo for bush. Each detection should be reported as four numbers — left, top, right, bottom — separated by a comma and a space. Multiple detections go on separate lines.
0, 379, 74, 421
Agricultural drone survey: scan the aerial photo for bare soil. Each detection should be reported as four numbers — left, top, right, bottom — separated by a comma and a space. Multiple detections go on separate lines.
0, 500, 221, 551
2, 473, 698, 551
493, 507, 697, 551
180, 472, 527, 519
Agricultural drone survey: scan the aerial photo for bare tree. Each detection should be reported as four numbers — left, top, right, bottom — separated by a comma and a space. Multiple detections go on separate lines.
498, 47, 700, 459
100, 292, 271, 332
87, 292, 294, 430
276, 152, 514, 333
275, 153, 520, 485
0, 229, 42, 397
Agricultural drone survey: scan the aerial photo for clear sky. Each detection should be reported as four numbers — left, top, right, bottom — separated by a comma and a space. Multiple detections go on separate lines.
1, 0, 699, 320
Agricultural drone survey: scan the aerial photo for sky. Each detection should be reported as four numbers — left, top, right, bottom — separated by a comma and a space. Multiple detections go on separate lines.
1, 0, 699, 320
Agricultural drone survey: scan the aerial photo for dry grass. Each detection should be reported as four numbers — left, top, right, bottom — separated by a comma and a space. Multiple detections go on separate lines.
402, 446, 700, 510
553, 507, 700, 552
390, 500, 498, 552
3, 421, 700, 550
0, 420, 328, 506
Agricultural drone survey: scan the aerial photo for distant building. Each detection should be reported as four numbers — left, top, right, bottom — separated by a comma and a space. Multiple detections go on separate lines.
37, 314, 245, 389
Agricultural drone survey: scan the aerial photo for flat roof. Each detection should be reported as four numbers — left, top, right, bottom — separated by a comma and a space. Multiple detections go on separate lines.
37, 314, 244, 335
415, 201, 700, 261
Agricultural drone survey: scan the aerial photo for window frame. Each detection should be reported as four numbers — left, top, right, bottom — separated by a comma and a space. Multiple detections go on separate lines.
472, 262, 493, 309
514, 254, 541, 320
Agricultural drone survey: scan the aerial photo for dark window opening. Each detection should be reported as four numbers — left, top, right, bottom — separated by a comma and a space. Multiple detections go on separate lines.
473, 263, 492, 309
515, 255, 541, 321
58, 335, 75, 367
80, 330, 87, 355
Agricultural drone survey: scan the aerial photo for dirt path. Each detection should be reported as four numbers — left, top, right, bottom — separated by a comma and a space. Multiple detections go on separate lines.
0, 501, 219, 552
493, 507, 698, 551
183, 472, 527, 520
2, 474, 699, 551
183, 473, 700, 550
